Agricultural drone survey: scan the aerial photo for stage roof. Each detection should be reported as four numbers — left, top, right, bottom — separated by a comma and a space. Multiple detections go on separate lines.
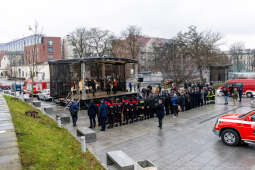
48, 57, 137, 65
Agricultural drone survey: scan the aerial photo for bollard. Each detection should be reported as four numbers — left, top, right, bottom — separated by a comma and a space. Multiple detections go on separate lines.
81, 136, 86, 153
57, 117, 61, 128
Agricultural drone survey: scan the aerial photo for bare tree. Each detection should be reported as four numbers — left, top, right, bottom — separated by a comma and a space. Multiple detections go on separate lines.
175, 26, 222, 81
229, 42, 245, 72
152, 26, 223, 84
26, 21, 43, 112
152, 40, 195, 85
121, 25, 141, 60
89, 28, 115, 57
69, 27, 92, 58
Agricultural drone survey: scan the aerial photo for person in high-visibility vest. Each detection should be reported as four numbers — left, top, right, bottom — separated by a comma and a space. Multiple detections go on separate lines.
211, 87, 216, 104
207, 88, 212, 104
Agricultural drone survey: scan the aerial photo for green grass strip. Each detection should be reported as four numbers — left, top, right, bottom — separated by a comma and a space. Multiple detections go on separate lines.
4, 95, 104, 170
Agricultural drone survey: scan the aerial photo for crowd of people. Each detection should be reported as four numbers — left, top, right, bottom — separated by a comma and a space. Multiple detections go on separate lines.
68, 81, 217, 130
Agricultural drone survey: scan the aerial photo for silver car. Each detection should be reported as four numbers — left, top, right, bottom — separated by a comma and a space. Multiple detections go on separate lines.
38, 89, 52, 101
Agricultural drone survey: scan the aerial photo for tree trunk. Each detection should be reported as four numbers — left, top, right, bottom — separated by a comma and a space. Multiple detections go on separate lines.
199, 67, 204, 82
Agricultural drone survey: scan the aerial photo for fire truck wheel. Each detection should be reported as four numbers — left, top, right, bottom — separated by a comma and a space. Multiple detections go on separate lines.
246, 92, 253, 98
221, 129, 240, 146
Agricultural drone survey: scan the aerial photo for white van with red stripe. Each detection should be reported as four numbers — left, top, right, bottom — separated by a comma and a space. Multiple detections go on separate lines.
213, 110, 255, 146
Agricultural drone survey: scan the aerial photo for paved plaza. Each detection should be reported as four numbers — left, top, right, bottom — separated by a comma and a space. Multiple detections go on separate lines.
2, 87, 255, 170
39, 96, 255, 170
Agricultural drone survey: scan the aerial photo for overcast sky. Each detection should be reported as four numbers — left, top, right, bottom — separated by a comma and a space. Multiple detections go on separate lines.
0, 0, 255, 50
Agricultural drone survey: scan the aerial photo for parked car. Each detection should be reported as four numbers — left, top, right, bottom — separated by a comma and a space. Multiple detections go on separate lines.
0, 83, 11, 90
38, 89, 52, 101
218, 79, 255, 98
213, 110, 255, 146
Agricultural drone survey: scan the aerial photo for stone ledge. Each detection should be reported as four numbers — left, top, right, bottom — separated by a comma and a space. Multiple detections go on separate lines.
76, 127, 96, 143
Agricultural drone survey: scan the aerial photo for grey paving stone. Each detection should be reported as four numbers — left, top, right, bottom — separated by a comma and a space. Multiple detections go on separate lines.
0, 94, 22, 169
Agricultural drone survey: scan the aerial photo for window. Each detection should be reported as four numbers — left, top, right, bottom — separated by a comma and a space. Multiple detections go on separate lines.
48, 47, 53, 53
48, 55, 53, 60
251, 114, 255, 122
47, 40, 53, 46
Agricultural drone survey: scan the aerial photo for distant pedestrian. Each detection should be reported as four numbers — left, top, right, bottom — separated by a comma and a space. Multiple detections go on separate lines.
171, 94, 179, 118
106, 81, 111, 95
204, 87, 208, 105
222, 87, 229, 105
129, 82, 132, 92
91, 79, 96, 96
238, 86, 243, 102
88, 100, 97, 128
232, 88, 238, 106
156, 99, 165, 129
69, 99, 79, 127
99, 100, 108, 131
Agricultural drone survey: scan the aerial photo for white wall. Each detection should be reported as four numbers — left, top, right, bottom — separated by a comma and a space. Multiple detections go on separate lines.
12, 63, 50, 81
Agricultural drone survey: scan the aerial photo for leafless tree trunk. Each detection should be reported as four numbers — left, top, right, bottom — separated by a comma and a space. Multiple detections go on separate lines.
229, 42, 245, 72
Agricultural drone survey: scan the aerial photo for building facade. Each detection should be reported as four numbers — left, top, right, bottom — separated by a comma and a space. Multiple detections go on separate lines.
0, 34, 61, 80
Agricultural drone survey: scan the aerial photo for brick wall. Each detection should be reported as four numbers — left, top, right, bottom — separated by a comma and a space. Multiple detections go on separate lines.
24, 37, 61, 65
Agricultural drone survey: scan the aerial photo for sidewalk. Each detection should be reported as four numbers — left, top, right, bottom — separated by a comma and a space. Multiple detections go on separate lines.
0, 94, 22, 170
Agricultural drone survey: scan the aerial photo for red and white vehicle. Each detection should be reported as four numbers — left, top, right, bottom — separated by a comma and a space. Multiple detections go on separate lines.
23, 80, 49, 95
218, 79, 255, 98
213, 110, 255, 146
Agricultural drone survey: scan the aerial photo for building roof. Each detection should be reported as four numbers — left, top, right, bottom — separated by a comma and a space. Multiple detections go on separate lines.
48, 57, 138, 65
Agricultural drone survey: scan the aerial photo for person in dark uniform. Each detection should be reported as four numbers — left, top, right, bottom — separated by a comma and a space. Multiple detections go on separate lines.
189, 89, 195, 109
99, 100, 108, 131
129, 103, 135, 123
144, 99, 151, 119
238, 86, 243, 102
106, 81, 111, 95
91, 79, 96, 96
122, 102, 129, 125
156, 99, 165, 129
194, 88, 199, 107
88, 100, 97, 128
204, 87, 208, 105
69, 99, 79, 127
107, 104, 114, 128
197, 87, 202, 107
164, 94, 171, 115
180, 92, 185, 112
184, 90, 190, 110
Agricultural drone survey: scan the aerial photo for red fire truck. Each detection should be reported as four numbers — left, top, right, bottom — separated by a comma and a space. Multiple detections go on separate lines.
213, 110, 255, 146
23, 80, 49, 95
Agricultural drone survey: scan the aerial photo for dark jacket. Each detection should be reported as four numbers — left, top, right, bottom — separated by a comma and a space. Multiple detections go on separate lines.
88, 103, 97, 117
99, 103, 108, 118
156, 103, 165, 119
69, 101, 79, 114
222, 89, 229, 96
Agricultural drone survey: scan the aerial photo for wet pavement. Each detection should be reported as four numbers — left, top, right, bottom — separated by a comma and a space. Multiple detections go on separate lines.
38, 96, 255, 170
0, 94, 22, 170
1, 76, 255, 170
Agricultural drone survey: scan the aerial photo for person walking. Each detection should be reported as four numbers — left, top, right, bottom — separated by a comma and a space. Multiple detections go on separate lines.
156, 99, 165, 129
69, 99, 79, 127
88, 100, 97, 128
222, 87, 229, 105
238, 86, 243, 102
171, 94, 179, 118
129, 82, 132, 92
232, 88, 238, 106
99, 100, 108, 131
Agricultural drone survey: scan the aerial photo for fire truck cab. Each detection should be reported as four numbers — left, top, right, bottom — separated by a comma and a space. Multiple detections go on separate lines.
213, 110, 255, 146
23, 80, 48, 95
